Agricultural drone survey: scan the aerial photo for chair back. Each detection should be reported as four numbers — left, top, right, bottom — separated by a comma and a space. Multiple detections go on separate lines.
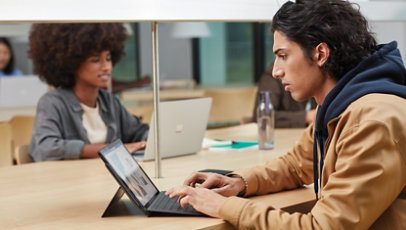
203, 87, 257, 126
0, 123, 13, 166
15, 145, 33, 165
9, 115, 35, 149
126, 105, 154, 124
9, 115, 35, 164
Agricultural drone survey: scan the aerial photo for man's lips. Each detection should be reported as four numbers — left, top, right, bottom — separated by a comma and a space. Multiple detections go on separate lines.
282, 82, 290, 91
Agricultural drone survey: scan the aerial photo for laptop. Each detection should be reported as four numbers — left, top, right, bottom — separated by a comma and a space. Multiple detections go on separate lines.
135, 97, 212, 161
0, 75, 48, 108
99, 139, 205, 216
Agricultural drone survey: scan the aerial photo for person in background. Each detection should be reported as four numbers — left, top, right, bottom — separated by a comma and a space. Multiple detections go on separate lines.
166, 0, 406, 229
0, 37, 23, 77
28, 23, 149, 161
252, 62, 317, 128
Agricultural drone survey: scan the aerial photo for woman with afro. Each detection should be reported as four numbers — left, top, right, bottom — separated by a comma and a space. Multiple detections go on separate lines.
28, 23, 149, 161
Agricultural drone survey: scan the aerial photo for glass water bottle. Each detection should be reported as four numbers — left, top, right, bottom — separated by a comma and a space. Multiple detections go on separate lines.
257, 91, 274, 150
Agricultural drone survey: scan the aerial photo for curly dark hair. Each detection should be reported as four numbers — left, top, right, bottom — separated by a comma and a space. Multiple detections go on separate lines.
0, 37, 16, 74
28, 23, 128, 88
272, 0, 378, 80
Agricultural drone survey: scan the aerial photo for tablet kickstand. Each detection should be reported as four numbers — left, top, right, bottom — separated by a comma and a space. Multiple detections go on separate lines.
101, 187, 144, 217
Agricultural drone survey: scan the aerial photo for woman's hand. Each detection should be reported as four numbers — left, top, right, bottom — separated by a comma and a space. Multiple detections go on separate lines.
125, 141, 147, 154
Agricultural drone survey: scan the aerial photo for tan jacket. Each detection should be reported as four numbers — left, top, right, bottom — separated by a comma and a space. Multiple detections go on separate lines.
219, 94, 406, 229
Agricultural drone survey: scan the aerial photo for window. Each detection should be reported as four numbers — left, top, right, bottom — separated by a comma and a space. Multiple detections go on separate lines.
199, 22, 274, 86
135, 22, 274, 87
226, 23, 254, 84
112, 23, 140, 82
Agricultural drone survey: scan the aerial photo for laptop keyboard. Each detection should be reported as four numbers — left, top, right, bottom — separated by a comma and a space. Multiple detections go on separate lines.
149, 192, 198, 214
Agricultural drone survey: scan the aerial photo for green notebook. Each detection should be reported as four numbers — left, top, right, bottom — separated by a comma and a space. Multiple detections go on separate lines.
210, 141, 258, 150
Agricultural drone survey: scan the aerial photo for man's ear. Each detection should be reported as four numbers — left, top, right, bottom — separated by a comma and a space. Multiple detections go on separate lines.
314, 43, 330, 67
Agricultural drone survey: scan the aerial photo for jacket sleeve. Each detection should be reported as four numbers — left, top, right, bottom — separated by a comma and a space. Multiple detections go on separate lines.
218, 124, 316, 229
233, 123, 315, 196
28, 94, 84, 161
219, 120, 405, 229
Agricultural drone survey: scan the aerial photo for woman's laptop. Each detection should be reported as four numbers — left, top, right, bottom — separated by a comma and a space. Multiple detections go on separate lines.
99, 139, 205, 216
134, 97, 212, 161
0, 75, 48, 108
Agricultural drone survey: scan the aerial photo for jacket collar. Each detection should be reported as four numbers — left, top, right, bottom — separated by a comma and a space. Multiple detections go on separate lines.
57, 88, 108, 113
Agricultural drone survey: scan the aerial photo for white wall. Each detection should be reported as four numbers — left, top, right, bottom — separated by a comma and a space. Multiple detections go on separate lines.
139, 22, 193, 81
370, 21, 406, 62
9, 37, 32, 74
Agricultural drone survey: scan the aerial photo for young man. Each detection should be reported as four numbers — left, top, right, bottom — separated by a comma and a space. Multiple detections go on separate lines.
166, 0, 406, 229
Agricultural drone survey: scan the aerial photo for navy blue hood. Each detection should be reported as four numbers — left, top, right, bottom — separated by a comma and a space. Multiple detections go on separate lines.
313, 41, 406, 199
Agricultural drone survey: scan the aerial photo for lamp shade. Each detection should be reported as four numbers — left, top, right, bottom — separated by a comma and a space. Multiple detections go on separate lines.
171, 22, 211, 38
123, 23, 134, 35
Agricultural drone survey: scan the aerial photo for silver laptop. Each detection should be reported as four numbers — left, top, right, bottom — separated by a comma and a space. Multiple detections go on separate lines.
0, 75, 48, 108
134, 97, 212, 161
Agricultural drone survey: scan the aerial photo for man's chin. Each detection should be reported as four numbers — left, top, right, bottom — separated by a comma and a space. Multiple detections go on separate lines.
291, 93, 309, 102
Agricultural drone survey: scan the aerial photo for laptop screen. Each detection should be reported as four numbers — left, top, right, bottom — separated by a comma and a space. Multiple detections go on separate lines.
102, 140, 158, 206
139, 97, 212, 161
0, 75, 48, 108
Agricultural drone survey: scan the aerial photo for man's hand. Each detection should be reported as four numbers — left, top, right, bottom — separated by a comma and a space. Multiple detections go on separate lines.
165, 185, 227, 218
183, 172, 246, 197
165, 172, 247, 217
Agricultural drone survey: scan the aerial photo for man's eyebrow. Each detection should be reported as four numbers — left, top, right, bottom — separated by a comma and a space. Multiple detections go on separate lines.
273, 48, 284, 55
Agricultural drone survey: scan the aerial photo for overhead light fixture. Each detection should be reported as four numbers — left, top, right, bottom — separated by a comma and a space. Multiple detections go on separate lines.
170, 22, 211, 84
170, 22, 211, 38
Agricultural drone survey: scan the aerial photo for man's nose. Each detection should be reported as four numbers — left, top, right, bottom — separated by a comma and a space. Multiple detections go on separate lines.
272, 67, 284, 79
